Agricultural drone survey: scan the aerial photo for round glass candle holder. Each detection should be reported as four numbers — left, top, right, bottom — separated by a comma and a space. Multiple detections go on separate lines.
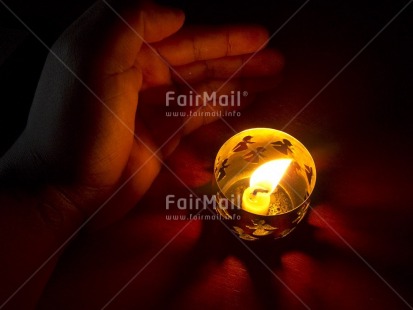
213, 128, 316, 240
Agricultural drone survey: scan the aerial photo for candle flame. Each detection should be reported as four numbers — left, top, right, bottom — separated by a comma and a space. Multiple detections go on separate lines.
250, 159, 292, 193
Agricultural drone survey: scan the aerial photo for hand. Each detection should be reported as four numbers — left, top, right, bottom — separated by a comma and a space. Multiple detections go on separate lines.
0, 1, 283, 307
1, 1, 283, 229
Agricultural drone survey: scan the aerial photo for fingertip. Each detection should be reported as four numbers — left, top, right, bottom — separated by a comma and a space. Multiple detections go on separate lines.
249, 25, 270, 44
227, 25, 270, 55
249, 25, 270, 50
169, 6, 186, 23
142, 3, 185, 42
150, 2, 185, 25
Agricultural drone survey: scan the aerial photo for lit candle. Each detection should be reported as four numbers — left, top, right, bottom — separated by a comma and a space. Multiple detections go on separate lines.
242, 159, 292, 215
214, 128, 316, 239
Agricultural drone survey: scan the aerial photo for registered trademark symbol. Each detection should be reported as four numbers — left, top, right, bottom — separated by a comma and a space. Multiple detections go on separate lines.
243, 91, 248, 97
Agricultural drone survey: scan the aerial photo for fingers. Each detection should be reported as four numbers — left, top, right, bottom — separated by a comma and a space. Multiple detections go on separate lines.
154, 25, 270, 66
97, 1, 185, 75
137, 47, 283, 91
172, 49, 284, 84
136, 24, 276, 90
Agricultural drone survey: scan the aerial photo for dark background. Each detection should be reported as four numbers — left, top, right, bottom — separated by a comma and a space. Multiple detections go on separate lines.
1, 0, 413, 309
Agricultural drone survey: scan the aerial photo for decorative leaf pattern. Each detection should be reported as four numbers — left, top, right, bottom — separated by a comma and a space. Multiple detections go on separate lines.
271, 139, 293, 155
291, 161, 301, 173
233, 136, 255, 152
216, 158, 230, 182
246, 219, 277, 236
304, 191, 310, 200
278, 227, 295, 238
243, 147, 266, 163
304, 165, 313, 184
292, 210, 305, 224
230, 136, 299, 165
233, 226, 258, 241
292, 201, 310, 224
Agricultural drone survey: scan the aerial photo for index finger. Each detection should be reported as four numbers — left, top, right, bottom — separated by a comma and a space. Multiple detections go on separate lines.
154, 25, 270, 66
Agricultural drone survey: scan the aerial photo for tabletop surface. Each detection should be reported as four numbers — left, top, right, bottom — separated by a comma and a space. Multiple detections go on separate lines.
1, 0, 413, 309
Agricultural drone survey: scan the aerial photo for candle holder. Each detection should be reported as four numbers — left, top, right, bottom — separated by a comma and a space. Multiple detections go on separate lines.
213, 128, 316, 240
